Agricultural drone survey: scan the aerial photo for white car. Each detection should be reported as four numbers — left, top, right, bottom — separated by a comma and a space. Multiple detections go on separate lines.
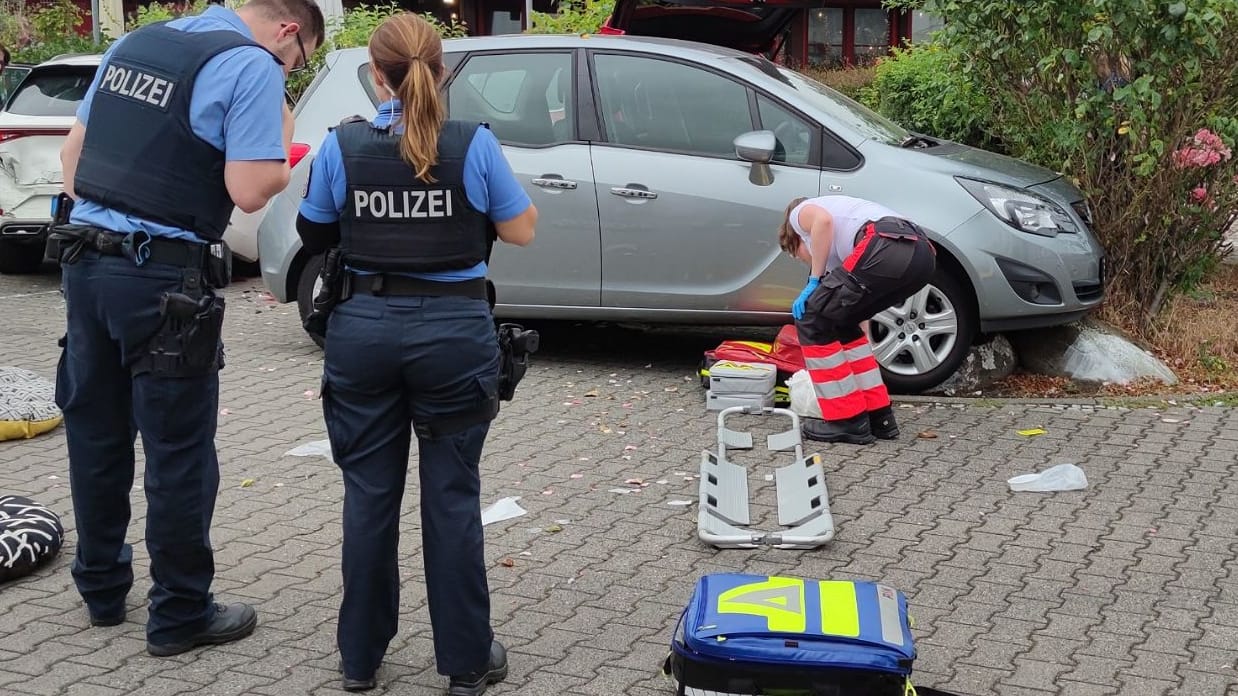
0, 53, 290, 274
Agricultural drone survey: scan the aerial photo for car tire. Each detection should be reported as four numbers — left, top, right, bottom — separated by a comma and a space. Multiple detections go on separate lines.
296, 252, 326, 349
868, 267, 977, 394
231, 258, 261, 280
0, 241, 48, 274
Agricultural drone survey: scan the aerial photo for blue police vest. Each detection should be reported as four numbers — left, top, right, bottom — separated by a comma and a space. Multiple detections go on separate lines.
74, 23, 272, 242
335, 120, 493, 273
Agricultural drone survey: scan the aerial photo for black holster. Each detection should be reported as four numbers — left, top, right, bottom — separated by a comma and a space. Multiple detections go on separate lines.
497, 322, 539, 401
141, 269, 226, 377
303, 248, 344, 339
51, 193, 74, 226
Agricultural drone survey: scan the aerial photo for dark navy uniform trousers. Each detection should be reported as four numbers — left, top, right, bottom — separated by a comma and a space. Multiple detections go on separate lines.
55, 252, 219, 644
322, 291, 499, 680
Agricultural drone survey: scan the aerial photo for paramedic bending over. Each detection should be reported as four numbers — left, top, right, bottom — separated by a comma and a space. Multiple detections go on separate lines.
294, 12, 536, 695
779, 195, 935, 445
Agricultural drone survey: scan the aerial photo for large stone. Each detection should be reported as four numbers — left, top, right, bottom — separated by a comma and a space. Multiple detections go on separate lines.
925, 334, 1018, 395
1010, 318, 1178, 386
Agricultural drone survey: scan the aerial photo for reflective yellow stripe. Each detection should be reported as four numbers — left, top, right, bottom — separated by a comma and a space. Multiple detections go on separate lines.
717, 576, 807, 633
817, 581, 861, 638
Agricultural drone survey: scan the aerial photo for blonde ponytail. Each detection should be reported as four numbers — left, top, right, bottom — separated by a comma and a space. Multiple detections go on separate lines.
397, 57, 445, 182
368, 12, 447, 182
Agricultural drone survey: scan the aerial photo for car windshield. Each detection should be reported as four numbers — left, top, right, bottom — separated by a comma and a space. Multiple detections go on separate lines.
5, 68, 95, 117
738, 57, 908, 145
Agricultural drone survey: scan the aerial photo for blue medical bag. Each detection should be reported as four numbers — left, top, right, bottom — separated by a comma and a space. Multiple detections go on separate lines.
664, 573, 921, 696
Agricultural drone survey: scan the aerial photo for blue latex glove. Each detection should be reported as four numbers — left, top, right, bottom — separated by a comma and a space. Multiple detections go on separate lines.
792, 276, 820, 320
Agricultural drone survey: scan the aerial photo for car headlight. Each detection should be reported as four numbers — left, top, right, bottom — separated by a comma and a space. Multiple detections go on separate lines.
956, 178, 1078, 237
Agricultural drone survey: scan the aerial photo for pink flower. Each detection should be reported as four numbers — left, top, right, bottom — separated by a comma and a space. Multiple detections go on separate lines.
1172, 128, 1233, 169
1191, 186, 1208, 203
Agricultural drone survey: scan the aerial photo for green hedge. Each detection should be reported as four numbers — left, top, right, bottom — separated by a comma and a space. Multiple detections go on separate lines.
861, 42, 995, 150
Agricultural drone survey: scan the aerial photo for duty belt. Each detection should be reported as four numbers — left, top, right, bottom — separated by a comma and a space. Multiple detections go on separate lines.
52, 225, 211, 269
342, 272, 489, 301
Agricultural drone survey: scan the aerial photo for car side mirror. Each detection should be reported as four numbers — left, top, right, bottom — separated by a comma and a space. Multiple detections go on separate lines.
734, 130, 777, 186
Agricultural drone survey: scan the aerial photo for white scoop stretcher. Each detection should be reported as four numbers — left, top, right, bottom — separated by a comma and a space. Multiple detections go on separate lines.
698, 406, 836, 550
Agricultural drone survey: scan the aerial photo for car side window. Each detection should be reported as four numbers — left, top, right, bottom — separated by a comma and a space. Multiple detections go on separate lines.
756, 94, 813, 165
822, 130, 863, 171
592, 54, 754, 158
448, 52, 574, 147
1, 66, 33, 106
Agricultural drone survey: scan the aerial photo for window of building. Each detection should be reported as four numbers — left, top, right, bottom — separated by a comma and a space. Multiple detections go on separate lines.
806, 8, 844, 68
910, 10, 945, 43
853, 8, 890, 64
805, 6, 896, 68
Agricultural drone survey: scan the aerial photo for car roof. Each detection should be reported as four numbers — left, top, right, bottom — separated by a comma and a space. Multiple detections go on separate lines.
331, 32, 753, 63
34, 53, 103, 68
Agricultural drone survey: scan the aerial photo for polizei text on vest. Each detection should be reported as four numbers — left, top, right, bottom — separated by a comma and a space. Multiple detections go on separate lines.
100, 64, 176, 109
353, 189, 455, 219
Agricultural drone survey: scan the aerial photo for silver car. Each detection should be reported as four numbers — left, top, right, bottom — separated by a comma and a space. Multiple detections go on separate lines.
258, 32, 1104, 393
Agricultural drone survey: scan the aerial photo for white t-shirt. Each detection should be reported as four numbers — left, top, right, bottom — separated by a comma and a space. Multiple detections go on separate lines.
789, 195, 903, 271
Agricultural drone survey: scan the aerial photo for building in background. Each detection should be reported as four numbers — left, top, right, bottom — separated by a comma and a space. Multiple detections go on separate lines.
45, 0, 942, 65
786, 3, 944, 68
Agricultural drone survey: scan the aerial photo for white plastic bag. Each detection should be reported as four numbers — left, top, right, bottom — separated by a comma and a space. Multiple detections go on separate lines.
1007, 463, 1088, 492
284, 439, 333, 461
480, 496, 527, 526
787, 369, 822, 419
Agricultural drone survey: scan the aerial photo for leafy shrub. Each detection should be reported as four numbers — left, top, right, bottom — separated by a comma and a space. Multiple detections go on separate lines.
287, 3, 468, 101
858, 42, 994, 149
3, 0, 100, 65
929, 0, 1238, 331
2, 0, 211, 65
797, 65, 877, 104
528, 0, 615, 35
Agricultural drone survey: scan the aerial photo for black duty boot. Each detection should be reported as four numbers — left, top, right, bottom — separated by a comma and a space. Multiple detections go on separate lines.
869, 405, 900, 440
448, 640, 509, 696
337, 658, 377, 692
802, 413, 876, 445
146, 602, 258, 657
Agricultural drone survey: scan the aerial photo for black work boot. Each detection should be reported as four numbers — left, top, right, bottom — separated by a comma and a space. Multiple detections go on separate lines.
146, 602, 258, 657
448, 640, 509, 696
337, 658, 377, 692
869, 405, 900, 440
802, 413, 876, 445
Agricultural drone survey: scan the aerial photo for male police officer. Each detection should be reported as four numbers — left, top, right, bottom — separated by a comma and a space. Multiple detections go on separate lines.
56, 0, 323, 657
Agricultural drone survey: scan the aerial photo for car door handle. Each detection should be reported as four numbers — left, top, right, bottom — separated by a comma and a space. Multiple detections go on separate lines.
532, 176, 577, 190
610, 186, 658, 200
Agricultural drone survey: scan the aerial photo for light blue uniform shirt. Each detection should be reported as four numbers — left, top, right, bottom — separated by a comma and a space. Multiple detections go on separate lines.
69, 6, 288, 243
298, 99, 531, 282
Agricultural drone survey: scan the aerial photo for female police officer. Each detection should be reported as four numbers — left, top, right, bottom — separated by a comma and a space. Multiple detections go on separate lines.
295, 13, 536, 695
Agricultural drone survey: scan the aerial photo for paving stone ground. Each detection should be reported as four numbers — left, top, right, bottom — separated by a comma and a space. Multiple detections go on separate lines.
1, 269, 1236, 696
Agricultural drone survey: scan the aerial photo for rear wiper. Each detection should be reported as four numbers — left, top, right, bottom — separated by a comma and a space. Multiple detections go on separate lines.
899, 133, 937, 149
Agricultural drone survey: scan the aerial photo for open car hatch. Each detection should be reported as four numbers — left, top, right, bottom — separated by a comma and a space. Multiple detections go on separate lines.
601, 0, 820, 56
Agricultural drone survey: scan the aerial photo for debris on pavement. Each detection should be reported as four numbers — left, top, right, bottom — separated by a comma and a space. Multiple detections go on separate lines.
1007, 463, 1088, 492
481, 496, 527, 526
285, 439, 333, 459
